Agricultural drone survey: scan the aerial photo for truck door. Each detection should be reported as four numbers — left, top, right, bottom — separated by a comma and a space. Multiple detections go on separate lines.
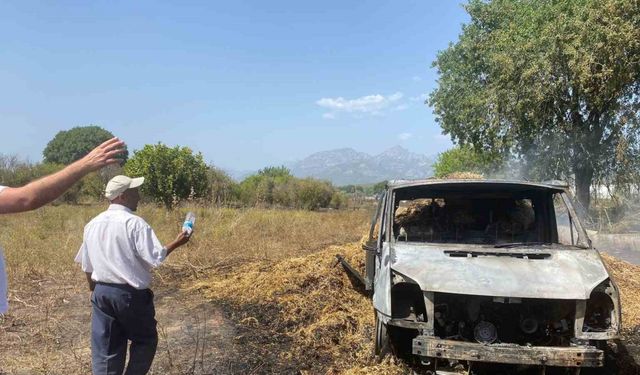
364, 190, 386, 291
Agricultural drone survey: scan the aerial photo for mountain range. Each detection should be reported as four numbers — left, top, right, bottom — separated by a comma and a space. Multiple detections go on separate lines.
224, 146, 435, 186
289, 146, 435, 186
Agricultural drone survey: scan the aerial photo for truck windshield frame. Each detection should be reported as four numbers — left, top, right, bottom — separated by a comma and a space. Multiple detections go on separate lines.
387, 183, 591, 249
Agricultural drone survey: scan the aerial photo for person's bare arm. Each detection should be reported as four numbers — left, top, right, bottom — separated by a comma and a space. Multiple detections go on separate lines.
0, 137, 125, 214
85, 272, 96, 292
164, 231, 191, 257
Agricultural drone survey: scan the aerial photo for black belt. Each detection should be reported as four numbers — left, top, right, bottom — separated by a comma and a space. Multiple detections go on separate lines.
95, 281, 150, 293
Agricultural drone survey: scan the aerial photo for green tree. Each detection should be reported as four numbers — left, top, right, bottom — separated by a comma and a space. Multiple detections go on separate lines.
330, 191, 347, 209
123, 143, 209, 209
294, 178, 334, 210
237, 166, 294, 206
207, 165, 238, 205
237, 167, 340, 210
257, 166, 292, 180
430, 0, 640, 210
43, 126, 128, 165
432, 146, 497, 178
370, 181, 387, 195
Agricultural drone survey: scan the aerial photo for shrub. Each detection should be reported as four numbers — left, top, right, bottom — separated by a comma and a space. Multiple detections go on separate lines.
237, 167, 340, 210
207, 165, 238, 205
123, 143, 209, 209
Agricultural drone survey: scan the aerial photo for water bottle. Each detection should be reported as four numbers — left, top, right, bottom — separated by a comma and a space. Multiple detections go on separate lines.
182, 211, 196, 236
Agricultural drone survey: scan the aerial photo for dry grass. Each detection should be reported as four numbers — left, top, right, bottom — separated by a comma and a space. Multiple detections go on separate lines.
195, 242, 640, 374
0, 204, 370, 374
0, 204, 369, 286
194, 240, 408, 374
601, 253, 640, 330
2, 203, 640, 374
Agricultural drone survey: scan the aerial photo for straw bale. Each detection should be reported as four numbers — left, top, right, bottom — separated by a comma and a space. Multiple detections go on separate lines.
395, 198, 433, 225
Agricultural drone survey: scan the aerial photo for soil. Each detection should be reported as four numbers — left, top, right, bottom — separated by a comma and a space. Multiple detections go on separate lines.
0, 275, 244, 375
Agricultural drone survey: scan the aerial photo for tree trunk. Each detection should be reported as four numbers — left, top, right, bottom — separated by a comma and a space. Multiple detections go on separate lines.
574, 166, 594, 213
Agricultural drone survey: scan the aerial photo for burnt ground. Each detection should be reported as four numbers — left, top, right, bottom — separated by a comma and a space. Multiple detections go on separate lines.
0, 275, 248, 375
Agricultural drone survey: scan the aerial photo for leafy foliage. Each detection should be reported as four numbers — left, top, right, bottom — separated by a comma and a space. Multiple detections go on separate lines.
43, 125, 128, 165
123, 143, 209, 209
430, 0, 640, 209
433, 146, 497, 178
237, 166, 342, 209
206, 165, 237, 205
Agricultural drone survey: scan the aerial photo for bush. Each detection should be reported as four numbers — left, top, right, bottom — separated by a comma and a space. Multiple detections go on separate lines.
295, 178, 334, 210
123, 143, 209, 209
237, 167, 341, 210
207, 166, 238, 205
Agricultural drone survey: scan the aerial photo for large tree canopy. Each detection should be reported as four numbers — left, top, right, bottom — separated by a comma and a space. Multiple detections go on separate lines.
43, 125, 128, 165
430, 0, 640, 210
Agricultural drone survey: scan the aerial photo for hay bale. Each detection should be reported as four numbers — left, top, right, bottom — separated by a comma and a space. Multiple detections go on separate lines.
395, 198, 433, 225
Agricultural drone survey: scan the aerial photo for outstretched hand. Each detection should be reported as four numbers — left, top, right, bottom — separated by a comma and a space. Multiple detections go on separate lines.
174, 230, 191, 247
80, 137, 127, 172
164, 230, 191, 256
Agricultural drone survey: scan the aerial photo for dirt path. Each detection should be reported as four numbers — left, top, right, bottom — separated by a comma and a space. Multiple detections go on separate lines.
0, 276, 239, 375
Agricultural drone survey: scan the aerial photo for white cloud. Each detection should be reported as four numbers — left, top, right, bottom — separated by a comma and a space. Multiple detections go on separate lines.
398, 132, 412, 141
322, 112, 336, 120
316, 92, 404, 118
412, 76, 422, 82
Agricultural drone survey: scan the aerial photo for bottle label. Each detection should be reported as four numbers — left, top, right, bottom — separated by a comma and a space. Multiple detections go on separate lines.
183, 221, 193, 233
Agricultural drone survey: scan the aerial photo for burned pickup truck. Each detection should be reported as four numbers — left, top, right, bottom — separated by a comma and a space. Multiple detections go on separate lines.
348, 179, 621, 373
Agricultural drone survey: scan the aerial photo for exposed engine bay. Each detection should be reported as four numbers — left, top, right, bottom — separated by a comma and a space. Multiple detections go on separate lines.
432, 293, 575, 346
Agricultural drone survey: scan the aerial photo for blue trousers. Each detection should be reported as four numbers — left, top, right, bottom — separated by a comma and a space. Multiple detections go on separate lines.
91, 283, 158, 375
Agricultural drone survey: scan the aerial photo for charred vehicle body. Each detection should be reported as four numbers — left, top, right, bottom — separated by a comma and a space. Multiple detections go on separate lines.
347, 180, 620, 373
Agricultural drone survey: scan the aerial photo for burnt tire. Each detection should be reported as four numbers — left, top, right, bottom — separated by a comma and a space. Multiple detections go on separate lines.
374, 313, 391, 361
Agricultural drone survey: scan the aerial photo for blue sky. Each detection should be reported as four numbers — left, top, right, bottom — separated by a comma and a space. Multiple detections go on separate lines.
0, 1, 469, 171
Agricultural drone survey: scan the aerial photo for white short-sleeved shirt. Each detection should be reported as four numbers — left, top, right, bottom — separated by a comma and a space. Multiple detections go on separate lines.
0, 185, 8, 313
75, 204, 167, 289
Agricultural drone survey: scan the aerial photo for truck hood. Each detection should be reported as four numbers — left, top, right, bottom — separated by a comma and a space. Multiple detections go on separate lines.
389, 243, 609, 300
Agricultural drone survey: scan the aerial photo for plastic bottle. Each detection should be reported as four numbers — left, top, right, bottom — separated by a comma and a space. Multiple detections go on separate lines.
182, 211, 196, 236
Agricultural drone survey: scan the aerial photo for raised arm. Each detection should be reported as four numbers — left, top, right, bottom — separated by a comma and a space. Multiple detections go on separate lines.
0, 137, 126, 214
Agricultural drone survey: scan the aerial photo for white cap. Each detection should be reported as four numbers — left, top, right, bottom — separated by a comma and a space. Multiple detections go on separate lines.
105, 175, 145, 200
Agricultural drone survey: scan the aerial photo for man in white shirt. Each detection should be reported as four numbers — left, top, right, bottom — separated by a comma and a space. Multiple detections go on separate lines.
75, 175, 190, 375
0, 137, 126, 315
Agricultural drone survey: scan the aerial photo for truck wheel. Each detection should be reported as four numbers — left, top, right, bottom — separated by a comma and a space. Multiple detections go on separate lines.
375, 313, 391, 360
